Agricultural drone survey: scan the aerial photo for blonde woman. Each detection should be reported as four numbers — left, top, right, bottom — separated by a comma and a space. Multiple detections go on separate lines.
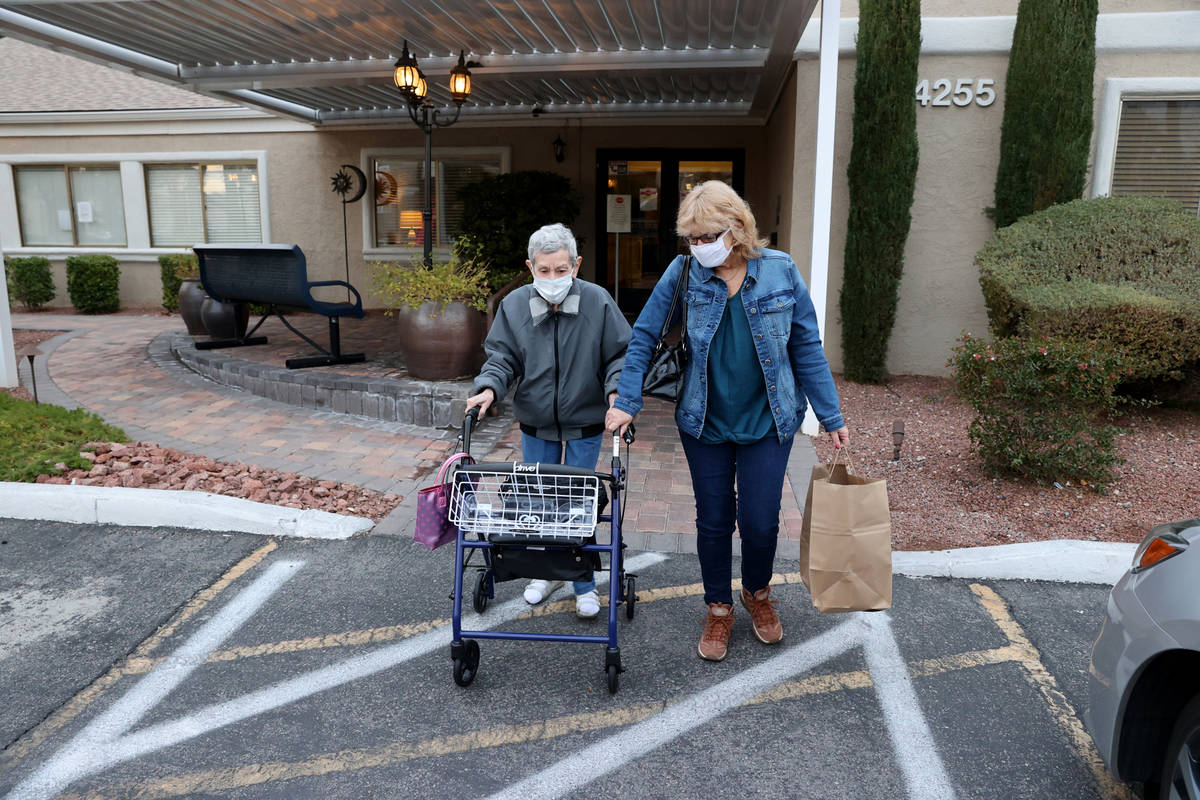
606, 181, 849, 661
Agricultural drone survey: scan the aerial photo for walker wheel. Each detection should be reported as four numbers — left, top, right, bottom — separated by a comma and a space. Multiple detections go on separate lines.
624, 575, 637, 621
606, 664, 620, 694
472, 571, 490, 613
453, 640, 480, 687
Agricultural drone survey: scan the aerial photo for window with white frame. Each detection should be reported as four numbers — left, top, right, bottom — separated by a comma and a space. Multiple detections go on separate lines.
146, 162, 262, 246
1111, 98, 1200, 214
14, 164, 127, 246
372, 155, 502, 248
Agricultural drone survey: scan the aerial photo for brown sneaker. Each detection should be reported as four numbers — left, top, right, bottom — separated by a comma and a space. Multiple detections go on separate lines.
740, 586, 783, 644
698, 603, 734, 661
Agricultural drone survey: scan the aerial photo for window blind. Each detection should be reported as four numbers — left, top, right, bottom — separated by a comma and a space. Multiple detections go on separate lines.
1111, 98, 1200, 215
147, 165, 205, 246
203, 164, 262, 243
373, 155, 501, 249
15, 166, 73, 246
69, 166, 126, 246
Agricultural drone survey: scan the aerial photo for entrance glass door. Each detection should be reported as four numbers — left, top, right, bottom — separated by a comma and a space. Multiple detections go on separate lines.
597, 149, 743, 317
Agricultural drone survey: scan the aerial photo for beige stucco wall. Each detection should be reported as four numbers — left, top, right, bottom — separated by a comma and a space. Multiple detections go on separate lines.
792, 16, 1200, 377
2, 121, 767, 309
764, 66, 799, 253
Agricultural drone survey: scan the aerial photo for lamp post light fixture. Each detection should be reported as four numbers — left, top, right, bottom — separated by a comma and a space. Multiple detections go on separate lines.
392, 41, 479, 266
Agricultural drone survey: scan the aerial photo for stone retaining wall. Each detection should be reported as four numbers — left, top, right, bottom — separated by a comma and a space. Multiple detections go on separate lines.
169, 334, 475, 427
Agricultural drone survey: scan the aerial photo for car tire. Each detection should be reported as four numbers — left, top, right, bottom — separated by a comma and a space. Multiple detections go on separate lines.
1157, 693, 1200, 800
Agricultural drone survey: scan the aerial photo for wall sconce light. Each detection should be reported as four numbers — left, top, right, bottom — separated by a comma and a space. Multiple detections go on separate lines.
892, 420, 905, 461
553, 135, 566, 163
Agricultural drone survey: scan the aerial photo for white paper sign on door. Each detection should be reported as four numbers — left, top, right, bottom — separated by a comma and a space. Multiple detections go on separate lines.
606, 195, 631, 233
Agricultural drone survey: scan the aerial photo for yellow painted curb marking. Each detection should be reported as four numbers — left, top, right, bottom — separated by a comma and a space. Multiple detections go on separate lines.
969, 583, 1136, 800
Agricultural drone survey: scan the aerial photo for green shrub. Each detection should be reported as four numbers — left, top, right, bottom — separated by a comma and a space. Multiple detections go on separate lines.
950, 334, 1127, 488
992, 0, 1097, 227
976, 196, 1200, 381
158, 253, 199, 312
455, 171, 581, 293
0, 392, 127, 482
369, 256, 490, 313
4, 256, 56, 310
839, 0, 921, 384
65, 255, 121, 314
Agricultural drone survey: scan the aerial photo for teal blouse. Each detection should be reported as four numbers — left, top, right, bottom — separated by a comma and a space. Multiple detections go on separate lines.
699, 290, 776, 444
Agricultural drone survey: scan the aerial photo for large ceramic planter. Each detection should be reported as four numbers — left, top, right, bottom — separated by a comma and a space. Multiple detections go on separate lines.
396, 300, 485, 380
200, 297, 250, 341
178, 278, 208, 335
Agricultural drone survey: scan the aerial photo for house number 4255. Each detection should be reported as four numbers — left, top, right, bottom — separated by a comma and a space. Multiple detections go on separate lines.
915, 78, 996, 107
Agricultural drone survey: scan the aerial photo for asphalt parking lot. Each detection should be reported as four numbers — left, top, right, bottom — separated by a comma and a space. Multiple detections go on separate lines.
0, 519, 1134, 800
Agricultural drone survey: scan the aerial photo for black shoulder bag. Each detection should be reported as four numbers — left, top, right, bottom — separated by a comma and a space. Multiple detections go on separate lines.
641, 260, 690, 402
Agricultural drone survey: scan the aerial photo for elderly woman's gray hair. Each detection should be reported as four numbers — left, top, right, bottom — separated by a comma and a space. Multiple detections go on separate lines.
527, 223, 578, 263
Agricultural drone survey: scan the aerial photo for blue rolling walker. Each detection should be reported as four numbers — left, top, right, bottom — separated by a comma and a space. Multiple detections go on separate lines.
448, 408, 638, 694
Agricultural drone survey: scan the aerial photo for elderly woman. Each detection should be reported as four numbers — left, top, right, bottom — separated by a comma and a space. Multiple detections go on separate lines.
605, 181, 849, 661
468, 223, 631, 619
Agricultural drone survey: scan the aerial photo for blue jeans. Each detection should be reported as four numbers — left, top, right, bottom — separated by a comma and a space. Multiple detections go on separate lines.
521, 432, 602, 595
678, 430, 794, 605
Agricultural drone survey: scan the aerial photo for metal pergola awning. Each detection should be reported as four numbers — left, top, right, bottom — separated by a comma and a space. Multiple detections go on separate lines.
0, 0, 818, 125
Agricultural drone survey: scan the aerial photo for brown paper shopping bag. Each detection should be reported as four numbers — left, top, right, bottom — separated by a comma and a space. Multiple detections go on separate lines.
799, 453, 892, 613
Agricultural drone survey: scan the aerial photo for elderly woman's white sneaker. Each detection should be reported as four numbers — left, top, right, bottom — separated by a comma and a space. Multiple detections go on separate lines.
575, 590, 601, 619
523, 579, 564, 605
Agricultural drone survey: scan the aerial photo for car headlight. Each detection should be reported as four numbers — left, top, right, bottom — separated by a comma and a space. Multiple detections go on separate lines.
1132, 529, 1188, 573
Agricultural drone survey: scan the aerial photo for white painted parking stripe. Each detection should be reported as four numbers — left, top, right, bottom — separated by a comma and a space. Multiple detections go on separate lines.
6, 552, 667, 799
486, 617, 860, 800
487, 612, 957, 800
6, 559, 305, 800
861, 612, 956, 800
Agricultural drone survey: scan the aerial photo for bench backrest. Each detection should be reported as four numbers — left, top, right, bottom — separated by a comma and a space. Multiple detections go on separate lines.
194, 244, 309, 307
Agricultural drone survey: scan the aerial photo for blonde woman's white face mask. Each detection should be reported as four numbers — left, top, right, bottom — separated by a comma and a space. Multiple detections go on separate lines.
689, 231, 732, 268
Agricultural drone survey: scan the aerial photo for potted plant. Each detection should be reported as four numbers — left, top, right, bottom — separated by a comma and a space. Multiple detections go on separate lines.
370, 255, 490, 380
159, 253, 207, 335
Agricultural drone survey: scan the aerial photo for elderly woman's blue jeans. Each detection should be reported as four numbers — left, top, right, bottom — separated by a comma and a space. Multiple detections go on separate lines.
678, 430, 794, 606
521, 432, 601, 595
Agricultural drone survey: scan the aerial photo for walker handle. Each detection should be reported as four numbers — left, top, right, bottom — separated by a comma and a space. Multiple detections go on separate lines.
462, 407, 479, 455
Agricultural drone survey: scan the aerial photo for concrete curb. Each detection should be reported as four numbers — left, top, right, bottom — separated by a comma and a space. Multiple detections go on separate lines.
893, 540, 1135, 586
0, 482, 373, 540
0, 482, 1136, 584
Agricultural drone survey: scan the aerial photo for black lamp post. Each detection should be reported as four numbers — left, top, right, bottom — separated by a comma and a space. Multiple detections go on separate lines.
393, 41, 478, 266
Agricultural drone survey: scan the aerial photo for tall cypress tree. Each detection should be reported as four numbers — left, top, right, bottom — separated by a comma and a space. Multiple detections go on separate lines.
993, 0, 1098, 228
839, 0, 921, 384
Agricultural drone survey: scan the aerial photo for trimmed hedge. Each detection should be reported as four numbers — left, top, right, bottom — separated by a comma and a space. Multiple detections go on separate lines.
158, 253, 199, 311
976, 196, 1200, 381
5, 256, 56, 310
65, 254, 121, 314
950, 334, 1126, 488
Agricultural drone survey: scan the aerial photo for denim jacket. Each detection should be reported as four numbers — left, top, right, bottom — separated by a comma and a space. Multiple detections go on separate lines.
613, 250, 844, 442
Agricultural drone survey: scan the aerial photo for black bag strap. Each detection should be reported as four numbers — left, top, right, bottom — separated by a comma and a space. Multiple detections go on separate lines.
655, 258, 690, 355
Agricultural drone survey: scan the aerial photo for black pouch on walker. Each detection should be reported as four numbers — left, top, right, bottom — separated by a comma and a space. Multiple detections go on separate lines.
489, 542, 601, 583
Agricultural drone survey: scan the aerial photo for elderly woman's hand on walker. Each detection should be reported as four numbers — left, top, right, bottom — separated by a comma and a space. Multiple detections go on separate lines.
605, 406, 634, 437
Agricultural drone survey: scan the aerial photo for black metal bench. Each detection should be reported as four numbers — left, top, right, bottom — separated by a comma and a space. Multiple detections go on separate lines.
193, 244, 365, 370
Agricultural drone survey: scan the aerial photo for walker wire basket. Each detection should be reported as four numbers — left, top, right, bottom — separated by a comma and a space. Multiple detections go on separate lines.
448, 464, 601, 543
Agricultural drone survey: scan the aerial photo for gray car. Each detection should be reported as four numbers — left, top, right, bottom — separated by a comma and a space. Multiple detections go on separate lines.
1088, 518, 1200, 799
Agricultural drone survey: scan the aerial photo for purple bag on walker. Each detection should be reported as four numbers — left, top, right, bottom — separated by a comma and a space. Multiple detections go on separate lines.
414, 452, 474, 550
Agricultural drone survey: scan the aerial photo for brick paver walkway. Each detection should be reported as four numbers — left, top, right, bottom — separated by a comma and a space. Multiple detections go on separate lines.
11, 311, 820, 556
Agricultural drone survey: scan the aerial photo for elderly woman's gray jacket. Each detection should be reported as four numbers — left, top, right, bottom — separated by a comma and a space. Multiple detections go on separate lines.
474, 279, 631, 441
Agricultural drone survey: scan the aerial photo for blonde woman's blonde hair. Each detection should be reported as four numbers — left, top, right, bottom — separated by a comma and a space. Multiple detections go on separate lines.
676, 180, 768, 262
